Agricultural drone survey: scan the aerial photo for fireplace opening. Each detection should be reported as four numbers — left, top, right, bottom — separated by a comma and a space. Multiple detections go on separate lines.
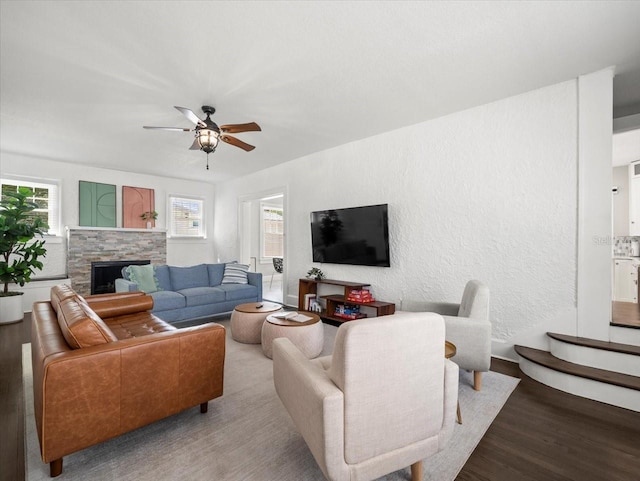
91, 260, 150, 295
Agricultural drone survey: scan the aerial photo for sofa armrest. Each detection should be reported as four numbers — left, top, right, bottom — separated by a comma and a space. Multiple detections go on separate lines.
442, 315, 491, 372
37, 323, 225, 463
247, 271, 263, 300
85, 293, 154, 319
115, 278, 138, 292
273, 338, 346, 481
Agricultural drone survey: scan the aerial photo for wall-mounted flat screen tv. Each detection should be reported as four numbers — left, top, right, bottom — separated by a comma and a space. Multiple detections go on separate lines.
310, 204, 390, 267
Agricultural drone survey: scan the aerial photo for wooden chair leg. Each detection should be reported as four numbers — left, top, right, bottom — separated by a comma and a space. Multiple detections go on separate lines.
50, 458, 63, 477
456, 401, 462, 424
411, 460, 423, 481
200, 402, 208, 413
473, 371, 482, 391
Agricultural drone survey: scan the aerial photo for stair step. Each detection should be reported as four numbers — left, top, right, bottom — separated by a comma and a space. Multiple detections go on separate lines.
514, 345, 640, 391
547, 332, 640, 356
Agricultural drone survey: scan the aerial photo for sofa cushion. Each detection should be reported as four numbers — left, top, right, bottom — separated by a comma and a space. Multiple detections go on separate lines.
50, 284, 77, 316
169, 264, 209, 291
154, 265, 172, 291
149, 290, 187, 311
207, 263, 225, 287
221, 263, 249, 285
178, 287, 226, 307
57, 297, 118, 349
218, 283, 258, 301
125, 264, 161, 293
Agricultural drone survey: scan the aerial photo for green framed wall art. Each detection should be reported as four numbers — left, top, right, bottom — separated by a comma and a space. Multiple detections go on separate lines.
79, 181, 116, 227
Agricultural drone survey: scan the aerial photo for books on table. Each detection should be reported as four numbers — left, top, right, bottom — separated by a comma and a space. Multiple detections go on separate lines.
271, 311, 314, 323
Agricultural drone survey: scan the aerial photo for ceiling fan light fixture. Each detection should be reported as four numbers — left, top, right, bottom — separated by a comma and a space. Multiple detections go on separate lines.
196, 128, 219, 154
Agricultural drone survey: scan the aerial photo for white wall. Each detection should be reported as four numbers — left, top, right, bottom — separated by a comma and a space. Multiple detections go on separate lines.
215, 78, 583, 359
613, 165, 629, 236
1, 152, 217, 279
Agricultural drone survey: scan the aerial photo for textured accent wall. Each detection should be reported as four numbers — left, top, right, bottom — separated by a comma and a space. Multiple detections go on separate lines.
214, 78, 583, 360
67, 228, 166, 296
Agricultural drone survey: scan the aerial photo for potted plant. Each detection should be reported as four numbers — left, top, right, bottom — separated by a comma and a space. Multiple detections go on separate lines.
0, 187, 48, 323
306, 267, 325, 281
140, 210, 158, 228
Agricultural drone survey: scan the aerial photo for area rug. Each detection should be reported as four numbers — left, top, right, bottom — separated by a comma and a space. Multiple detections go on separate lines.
23, 319, 519, 481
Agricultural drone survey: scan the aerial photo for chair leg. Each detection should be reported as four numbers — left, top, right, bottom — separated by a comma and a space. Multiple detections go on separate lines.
410, 460, 423, 481
200, 402, 208, 413
473, 371, 482, 391
50, 458, 63, 477
270, 273, 274, 288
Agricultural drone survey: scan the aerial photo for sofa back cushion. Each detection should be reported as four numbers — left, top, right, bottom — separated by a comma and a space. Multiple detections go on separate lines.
169, 264, 209, 291
50, 284, 77, 315
154, 265, 172, 291
57, 297, 118, 349
207, 263, 225, 287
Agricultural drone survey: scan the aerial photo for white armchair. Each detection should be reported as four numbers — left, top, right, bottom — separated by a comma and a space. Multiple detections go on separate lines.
402, 280, 491, 391
273, 312, 459, 481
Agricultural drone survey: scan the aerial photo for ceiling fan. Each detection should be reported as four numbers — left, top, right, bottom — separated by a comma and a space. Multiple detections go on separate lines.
143, 106, 261, 169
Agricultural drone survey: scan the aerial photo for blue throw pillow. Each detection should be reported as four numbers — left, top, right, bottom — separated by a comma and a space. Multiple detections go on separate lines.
221, 263, 249, 285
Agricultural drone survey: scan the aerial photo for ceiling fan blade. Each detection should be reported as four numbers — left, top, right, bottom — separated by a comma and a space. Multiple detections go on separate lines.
189, 138, 201, 150
221, 135, 255, 152
220, 122, 261, 134
143, 126, 192, 132
174, 106, 206, 127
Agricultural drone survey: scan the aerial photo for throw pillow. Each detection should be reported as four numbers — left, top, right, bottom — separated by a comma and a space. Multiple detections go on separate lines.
126, 264, 161, 293
221, 263, 249, 285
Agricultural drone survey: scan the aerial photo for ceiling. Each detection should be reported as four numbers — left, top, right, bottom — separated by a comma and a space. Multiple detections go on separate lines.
2, 1, 640, 183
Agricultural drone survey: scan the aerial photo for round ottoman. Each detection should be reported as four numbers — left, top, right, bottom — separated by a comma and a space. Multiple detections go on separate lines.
230, 302, 283, 344
261, 313, 324, 359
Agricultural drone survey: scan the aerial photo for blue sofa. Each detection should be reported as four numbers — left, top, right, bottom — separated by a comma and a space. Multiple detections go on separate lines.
115, 263, 262, 323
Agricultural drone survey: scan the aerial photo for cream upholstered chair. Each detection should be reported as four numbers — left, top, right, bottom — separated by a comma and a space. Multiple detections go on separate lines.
402, 280, 491, 391
272, 312, 458, 481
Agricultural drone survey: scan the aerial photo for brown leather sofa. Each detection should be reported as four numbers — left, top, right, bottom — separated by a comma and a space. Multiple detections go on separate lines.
31, 284, 226, 477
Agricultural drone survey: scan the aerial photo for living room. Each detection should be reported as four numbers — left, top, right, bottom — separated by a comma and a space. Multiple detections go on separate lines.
2, 1, 640, 480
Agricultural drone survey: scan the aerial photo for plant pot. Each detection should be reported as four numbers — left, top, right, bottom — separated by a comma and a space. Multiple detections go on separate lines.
0, 292, 24, 324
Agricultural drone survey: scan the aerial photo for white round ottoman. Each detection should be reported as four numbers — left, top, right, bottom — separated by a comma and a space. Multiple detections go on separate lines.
261, 313, 324, 359
230, 302, 283, 344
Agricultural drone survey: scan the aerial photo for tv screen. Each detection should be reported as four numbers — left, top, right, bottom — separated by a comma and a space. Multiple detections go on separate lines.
310, 204, 390, 267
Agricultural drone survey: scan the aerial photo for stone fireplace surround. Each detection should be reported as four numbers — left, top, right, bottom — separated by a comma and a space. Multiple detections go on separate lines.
67, 227, 167, 296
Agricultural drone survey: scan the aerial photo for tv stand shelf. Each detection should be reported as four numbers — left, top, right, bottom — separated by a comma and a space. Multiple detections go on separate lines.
298, 278, 395, 323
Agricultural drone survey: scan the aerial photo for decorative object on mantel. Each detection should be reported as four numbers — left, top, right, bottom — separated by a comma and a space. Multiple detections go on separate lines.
306, 267, 325, 281
140, 211, 158, 229
79, 181, 116, 227
0, 187, 48, 323
123, 186, 155, 228
143, 105, 262, 170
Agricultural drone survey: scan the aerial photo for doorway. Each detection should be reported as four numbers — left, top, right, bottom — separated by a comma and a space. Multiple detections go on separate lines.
238, 190, 286, 305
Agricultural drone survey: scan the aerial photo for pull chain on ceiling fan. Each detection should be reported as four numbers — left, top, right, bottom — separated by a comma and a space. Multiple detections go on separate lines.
143, 106, 261, 170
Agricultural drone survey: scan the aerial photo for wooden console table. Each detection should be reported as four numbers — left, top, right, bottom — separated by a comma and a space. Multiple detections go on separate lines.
298, 278, 395, 323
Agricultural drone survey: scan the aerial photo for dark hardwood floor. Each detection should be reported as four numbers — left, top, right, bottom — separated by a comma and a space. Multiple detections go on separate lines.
2, 315, 639, 481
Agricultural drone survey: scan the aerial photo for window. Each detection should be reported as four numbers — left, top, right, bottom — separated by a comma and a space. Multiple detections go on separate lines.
1, 178, 60, 235
261, 204, 283, 260
169, 195, 205, 237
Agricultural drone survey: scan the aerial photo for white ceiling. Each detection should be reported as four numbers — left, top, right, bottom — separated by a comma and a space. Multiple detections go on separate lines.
2, 1, 640, 183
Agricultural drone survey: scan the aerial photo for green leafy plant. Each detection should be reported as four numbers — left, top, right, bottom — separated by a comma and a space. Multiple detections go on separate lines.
306, 267, 325, 280
0, 187, 48, 295
140, 210, 158, 221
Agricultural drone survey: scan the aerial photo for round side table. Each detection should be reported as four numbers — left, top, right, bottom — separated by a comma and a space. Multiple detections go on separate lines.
230, 302, 283, 344
261, 313, 324, 359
